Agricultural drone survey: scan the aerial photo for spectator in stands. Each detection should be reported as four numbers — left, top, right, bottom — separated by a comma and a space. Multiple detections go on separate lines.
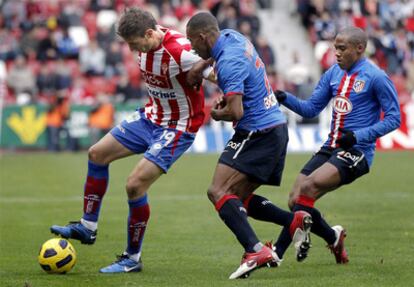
105, 41, 123, 77
238, 0, 261, 39
37, 29, 59, 61
0, 25, 19, 61
59, 0, 83, 27
46, 94, 70, 151
174, 0, 196, 21
115, 73, 143, 104
1, 0, 26, 30
55, 58, 73, 90
56, 28, 79, 59
285, 51, 311, 98
18, 24, 39, 61
238, 20, 254, 43
36, 64, 57, 98
159, 1, 179, 28
314, 10, 336, 41
79, 40, 106, 76
88, 93, 114, 145
6, 54, 36, 98
218, 4, 239, 31
96, 25, 116, 52
256, 36, 276, 70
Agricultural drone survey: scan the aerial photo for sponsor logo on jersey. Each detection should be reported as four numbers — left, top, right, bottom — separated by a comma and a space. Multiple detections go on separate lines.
141, 71, 172, 89
147, 87, 177, 99
353, 80, 365, 93
333, 96, 353, 115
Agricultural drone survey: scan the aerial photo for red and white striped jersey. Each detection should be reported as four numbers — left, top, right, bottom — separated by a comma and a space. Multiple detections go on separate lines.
138, 27, 205, 133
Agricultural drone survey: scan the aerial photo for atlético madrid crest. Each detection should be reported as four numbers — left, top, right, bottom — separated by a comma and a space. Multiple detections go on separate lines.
353, 80, 365, 93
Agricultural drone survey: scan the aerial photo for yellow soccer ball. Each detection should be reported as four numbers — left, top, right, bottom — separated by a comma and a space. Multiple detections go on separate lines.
38, 238, 76, 274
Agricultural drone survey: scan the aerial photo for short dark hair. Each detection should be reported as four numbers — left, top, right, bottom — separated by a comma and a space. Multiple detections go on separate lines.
186, 12, 219, 34
117, 7, 157, 39
338, 27, 368, 48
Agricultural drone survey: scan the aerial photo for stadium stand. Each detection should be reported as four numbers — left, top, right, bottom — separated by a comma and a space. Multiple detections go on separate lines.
1, 0, 413, 127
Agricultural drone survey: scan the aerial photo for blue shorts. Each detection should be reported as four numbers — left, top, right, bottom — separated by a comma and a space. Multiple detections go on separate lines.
110, 111, 195, 173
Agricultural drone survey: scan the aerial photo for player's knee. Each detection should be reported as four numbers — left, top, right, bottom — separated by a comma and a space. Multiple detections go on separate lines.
125, 176, 146, 199
88, 145, 107, 165
300, 177, 318, 198
207, 185, 225, 204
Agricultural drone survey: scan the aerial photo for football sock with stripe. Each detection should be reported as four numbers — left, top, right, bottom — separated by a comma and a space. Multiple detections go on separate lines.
127, 194, 150, 258
216, 195, 261, 253
82, 161, 109, 227
292, 195, 336, 245
243, 194, 295, 259
243, 194, 293, 226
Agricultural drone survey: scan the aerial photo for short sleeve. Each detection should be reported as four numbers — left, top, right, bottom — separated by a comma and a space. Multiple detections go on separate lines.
180, 48, 202, 72
217, 57, 249, 96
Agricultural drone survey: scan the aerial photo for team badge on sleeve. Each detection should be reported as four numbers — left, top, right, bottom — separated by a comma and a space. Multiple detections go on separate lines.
353, 80, 365, 93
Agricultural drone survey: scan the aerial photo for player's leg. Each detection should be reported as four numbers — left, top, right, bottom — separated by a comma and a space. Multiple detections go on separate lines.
50, 133, 134, 244
274, 163, 339, 262
236, 182, 312, 265
208, 164, 262, 253
100, 123, 196, 273
99, 158, 162, 273
208, 164, 279, 279
229, 124, 312, 263
290, 148, 369, 263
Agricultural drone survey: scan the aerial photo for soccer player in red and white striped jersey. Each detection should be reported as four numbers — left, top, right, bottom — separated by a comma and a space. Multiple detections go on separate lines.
50, 7, 212, 273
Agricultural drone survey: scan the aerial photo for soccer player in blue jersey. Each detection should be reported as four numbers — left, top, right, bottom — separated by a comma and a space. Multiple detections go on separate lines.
275, 27, 401, 263
186, 12, 313, 279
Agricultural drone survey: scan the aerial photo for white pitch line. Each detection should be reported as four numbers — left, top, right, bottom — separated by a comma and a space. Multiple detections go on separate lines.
0, 194, 205, 203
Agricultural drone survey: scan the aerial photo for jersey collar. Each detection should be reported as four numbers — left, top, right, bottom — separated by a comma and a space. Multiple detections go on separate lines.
347, 57, 366, 73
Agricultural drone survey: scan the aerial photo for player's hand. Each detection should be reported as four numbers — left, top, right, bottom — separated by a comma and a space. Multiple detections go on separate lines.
210, 96, 226, 121
212, 96, 226, 110
275, 90, 287, 103
337, 128, 357, 150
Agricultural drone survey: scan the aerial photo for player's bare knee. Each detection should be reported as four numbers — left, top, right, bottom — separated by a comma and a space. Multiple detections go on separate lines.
125, 176, 146, 199
300, 177, 318, 199
88, 145, 107, 165
207, 185, 225, 204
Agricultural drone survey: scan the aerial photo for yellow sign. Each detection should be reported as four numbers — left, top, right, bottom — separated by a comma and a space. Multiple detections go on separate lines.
7, 106, 46, 144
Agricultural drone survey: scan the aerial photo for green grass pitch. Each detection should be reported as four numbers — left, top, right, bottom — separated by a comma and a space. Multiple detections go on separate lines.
1, 151, 413, 287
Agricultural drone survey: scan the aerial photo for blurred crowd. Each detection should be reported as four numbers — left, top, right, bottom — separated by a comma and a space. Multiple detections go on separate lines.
1, 0, 412, 149
0, 0, 274, 109
0, 0, 274, 150
297, 0, 414, 104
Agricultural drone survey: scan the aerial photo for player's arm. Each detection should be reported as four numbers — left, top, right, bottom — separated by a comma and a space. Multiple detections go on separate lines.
186, 58, 215, 87
211, 57, 247, 121
277, 69, 333, 118
211, 93, 243, 121
353, 72, 401, 143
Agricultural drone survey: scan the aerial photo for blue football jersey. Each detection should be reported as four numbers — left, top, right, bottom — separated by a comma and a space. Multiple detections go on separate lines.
283, 58, 401, 166
211, 29, 286, 131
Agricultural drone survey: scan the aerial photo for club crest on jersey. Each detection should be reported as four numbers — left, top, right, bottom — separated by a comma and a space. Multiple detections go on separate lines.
333, 96, 352, 115
161, 63, 169, 75
353, 80, 365, 93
